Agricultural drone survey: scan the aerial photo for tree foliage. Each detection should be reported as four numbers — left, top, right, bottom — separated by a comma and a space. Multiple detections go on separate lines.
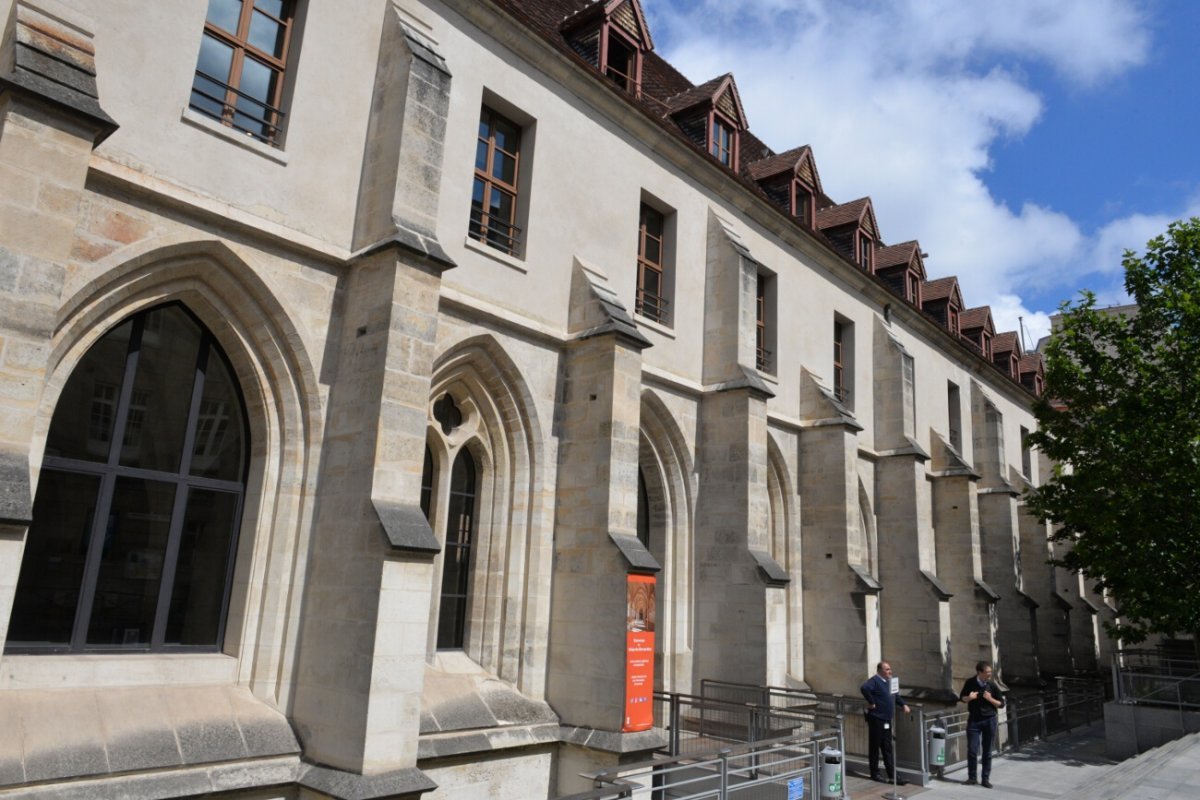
1026, 218, 1200, 646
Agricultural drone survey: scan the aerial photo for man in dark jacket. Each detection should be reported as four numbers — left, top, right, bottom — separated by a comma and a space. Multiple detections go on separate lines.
959, 661, 1005, 788
860, 661, 911, 784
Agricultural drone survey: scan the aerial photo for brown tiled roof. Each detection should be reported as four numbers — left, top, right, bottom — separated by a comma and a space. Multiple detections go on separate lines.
747, 145, 811, 181
1019, 353, 1044, 375
875, 241, 919, 270
959, 306, 994, 332
922, 276, 961, 304
816, 197, 872, 230
993, 331, 1021, 355
489, 2, 1040, 395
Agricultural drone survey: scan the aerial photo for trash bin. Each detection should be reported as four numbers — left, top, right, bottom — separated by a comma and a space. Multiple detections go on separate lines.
928, 724, 947, 769
819, 746, 843, 799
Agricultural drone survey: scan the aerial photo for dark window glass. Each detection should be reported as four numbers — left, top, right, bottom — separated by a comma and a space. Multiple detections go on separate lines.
85, 478, 177, 647
8, 304, 248, 654
165, 489, 240, 645
420, 446, 434, 520
119, 306, 203, 472
438, 450, 477, 650
45, 319, 134, 462
637, 469, 650, 548
6, 471, 101, 646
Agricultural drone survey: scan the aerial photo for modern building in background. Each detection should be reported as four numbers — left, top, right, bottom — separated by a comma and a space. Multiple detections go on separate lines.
0, 0, 1116, 797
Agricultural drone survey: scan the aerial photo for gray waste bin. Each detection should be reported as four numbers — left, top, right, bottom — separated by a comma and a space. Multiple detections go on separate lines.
819, 746, 843, 799
928, 724, 947, 768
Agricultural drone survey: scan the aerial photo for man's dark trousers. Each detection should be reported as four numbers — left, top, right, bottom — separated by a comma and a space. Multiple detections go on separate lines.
967, 716, 998, 782
867, 714, 895, 779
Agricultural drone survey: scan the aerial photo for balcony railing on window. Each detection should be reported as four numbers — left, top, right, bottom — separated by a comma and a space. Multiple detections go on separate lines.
755, 345, 772, 373
190, 70, 287, 144
604, 64, 641, 98
469, 207, 523, 257
834, 384, 852, 405
635, 288, 670, 325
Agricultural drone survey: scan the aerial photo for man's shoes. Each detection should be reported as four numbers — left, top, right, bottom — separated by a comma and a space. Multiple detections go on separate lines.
871, 774, 887, 783
965, 777, 978, 785
981, 779, 993, 788
895, 777, 908, 786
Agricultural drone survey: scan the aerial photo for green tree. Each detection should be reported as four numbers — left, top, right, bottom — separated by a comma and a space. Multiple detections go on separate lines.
1026, 218, 1200, 648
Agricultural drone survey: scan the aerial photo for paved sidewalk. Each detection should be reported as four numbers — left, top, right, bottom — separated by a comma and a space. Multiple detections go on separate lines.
847, 723, 1200, 800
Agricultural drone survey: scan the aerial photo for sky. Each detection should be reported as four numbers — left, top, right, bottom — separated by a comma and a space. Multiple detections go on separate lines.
642, 0, 1200, 347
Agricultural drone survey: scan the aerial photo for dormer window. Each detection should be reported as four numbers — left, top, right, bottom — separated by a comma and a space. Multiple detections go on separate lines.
710, 114, 736, 166
602, 27, 640, 95
982, 332, 992, 359
907, 273, 921, 303
858, 233, 873, 271
793, 182, 814, 227
948, 306, 959, 335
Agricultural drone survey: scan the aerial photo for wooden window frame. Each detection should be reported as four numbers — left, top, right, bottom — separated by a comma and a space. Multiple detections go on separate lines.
756, 273, 773, 373
858, 232, 873, 271
600, 23, 642, 97
833, 320, 848, 404
470, 106, 523, 256
192, 0, 295, 145
792, 180, 814, 227
636, 203, 670, 325
907, 272, 921, 304
709, 110, 738, 168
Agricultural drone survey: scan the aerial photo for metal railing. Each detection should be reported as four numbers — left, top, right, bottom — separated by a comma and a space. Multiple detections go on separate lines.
190, 70, 286, 144
553, 689, 847, 800
700, 679, 929, 785
635, 288, 671, 326
1112, 650, 1200, 711
926, 678, 1106, 776
558, 727, 845, 800
468, 207, 523, 256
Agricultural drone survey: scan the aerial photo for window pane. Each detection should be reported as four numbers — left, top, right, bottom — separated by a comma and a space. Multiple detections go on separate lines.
254, 0, 285, 19
165, 489, 239, 646
487, 186, 513, 219
233, 57, 279, 137
248, 9, 286, 58
86, 478, 177, 648
644, 236, 661, 265
119, 307, 202, 472
491, 150, 516, 184
205, 0, 243, 34
475, 139, 488, 171
196, 32, 235, 83
45, 318, 134, 462
7, 471, 101, 647
190, 349, 246, 480
492, 118, 518, 153
641, 269, 661, 296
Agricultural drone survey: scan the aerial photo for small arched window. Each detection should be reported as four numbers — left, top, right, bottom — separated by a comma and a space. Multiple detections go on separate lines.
8, 304, 248, 653
437, 449, 478, 649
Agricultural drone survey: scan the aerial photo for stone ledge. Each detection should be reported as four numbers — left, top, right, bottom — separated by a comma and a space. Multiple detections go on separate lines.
557, 725, 667, 754
609, 532, 661, 573
373, 499, 441, 554
0, 685, 300, 789
0, 755, 300, 799
417, 722, 561, 760
297, 763, 436, 800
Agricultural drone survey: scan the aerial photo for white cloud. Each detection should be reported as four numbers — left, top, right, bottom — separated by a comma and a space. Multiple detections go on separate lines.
644, 0, 1156, 337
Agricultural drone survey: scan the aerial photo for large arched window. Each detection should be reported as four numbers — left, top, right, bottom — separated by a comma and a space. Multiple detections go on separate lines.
438, 449, 477, 650
7, 304, 248, 653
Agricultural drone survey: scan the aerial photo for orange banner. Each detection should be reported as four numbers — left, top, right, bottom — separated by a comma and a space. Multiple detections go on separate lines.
623, 573, 656, 732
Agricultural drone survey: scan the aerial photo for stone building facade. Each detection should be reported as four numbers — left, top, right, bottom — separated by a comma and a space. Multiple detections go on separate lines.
0, 0, 1116, 797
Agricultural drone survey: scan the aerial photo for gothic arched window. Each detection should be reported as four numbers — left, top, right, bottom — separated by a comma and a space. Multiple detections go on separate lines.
7, 304, 247, 653
437, 449, 477, 649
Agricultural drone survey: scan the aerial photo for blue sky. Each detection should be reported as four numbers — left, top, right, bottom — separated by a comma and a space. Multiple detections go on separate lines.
643, 0, 1200, 345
